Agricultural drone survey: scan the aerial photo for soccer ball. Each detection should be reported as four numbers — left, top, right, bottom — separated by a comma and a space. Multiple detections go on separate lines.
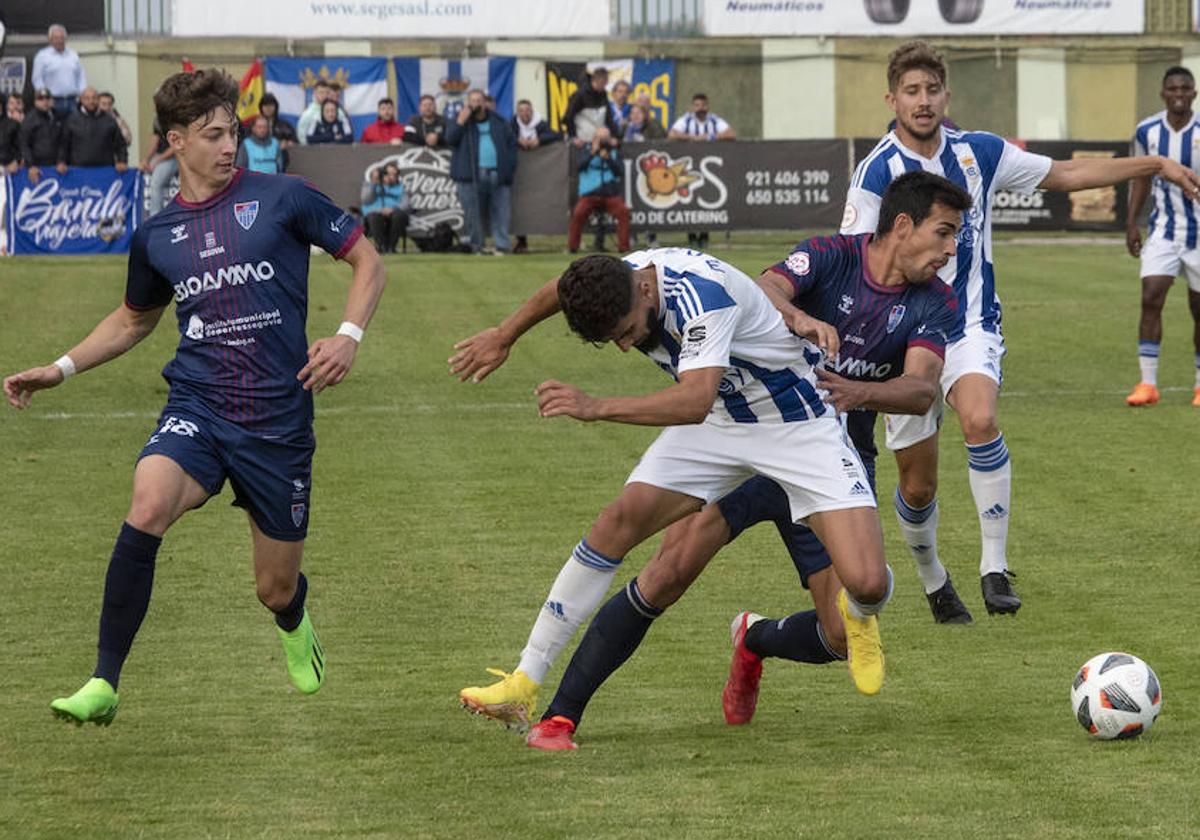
1071, 652, 1162, 740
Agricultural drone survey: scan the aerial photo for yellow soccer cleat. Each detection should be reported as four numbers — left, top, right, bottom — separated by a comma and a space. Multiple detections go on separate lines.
459, 668, 539, 729
837, 589, 885, 696
1125, 382, 1160, 407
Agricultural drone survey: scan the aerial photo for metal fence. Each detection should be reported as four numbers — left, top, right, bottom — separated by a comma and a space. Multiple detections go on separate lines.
106, 0, 172, 37
615, 0, 704, 38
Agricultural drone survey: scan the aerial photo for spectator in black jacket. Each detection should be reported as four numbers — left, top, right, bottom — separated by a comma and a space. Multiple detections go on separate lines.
57, 87, 128, 173
20, 88, 60, 183
445, 88, 517, 254
259, 93, 298, 146
306, 99, 353, 145
562, 67, 620, 148
509, 99, 561, 254
0, 93, 23, 172
404, 94, 447, 148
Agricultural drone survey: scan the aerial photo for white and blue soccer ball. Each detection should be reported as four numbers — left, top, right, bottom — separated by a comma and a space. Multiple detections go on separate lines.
1071, 652, 1162, 740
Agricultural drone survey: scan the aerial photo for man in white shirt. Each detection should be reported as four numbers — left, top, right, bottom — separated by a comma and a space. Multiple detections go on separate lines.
31, 24, 86, 118
668, 93, 735, 249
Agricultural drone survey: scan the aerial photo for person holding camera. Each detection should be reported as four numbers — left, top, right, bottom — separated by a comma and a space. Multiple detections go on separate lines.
445, 88, 517, 255
360, 162, 411, 254
567, 126, 629, 254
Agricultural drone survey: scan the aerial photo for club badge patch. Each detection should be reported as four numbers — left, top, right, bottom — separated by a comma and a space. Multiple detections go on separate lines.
886, 304, 906, 334
234, 200, 260, 231
291, 503, 306, 527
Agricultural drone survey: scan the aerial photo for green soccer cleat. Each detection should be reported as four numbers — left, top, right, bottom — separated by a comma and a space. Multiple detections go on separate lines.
276, 609, 325, 694
50, 677, 119, 726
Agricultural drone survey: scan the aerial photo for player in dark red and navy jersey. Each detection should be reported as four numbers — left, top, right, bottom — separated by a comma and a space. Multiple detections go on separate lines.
508, 172, 970, 750
2, 69, 386, 726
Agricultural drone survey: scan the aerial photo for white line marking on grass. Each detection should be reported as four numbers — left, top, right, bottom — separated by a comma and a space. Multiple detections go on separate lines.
29, 402, 535, 421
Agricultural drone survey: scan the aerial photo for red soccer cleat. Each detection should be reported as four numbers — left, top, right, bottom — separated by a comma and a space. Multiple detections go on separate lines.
722, 611, 765, 725
525, 715, 579, 751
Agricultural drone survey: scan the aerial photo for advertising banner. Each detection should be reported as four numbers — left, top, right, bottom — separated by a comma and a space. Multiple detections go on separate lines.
394, 57, 516, 122
546, 60, 677, 135
265, 57, 389, 142
172, 0, 608, 39
705, 0, 1144, 36
620, 140, 850, 232
4, 167, 142, 255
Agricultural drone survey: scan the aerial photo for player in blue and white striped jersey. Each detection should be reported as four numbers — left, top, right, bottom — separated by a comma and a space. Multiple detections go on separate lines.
1125, 66, 1200, 409
450, 248, 892, 731
840, 41, 1200, 619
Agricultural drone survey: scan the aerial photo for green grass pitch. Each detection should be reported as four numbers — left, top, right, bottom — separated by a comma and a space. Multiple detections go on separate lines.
1, 237, 1197, 839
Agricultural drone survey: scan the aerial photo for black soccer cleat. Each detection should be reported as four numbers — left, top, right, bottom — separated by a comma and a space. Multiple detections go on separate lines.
926, 574, 973, 624
981, 571, 1022, 616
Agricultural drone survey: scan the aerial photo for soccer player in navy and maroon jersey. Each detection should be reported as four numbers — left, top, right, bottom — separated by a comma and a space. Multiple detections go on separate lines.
2, 69, 386, 725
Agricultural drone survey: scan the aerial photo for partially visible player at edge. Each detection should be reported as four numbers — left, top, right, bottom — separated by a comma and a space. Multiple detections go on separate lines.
1, 69, 386, 725
1125, 65, 1200, 408
842, 41, 1200, 619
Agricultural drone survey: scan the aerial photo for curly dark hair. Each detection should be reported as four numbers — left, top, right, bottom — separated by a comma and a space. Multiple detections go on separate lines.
887, 41, 947, 92
558, 255, 635, 343
154, 68, 238, 132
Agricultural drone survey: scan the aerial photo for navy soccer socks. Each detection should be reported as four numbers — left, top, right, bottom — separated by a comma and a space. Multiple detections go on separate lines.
543, 578, 663, 726
744, 609, 843, 664
94, 523, 162, 690
273, 572, 308, 632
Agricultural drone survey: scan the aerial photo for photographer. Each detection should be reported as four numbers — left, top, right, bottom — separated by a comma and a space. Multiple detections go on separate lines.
567, 126, 629, 254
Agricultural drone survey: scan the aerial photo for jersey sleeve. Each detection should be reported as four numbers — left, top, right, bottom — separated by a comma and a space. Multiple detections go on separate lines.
839, 187, 882, 235
767, 237, 845, 300
995, 141, 1053, 195
1132, 125, 1149, 157
286, 178, 363, 259
676, 305, 737, 374
908, 287, 963, 358
124, 227, 174, 311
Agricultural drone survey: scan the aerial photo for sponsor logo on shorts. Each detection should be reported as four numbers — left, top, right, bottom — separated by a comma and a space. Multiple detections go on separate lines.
849, 481, 871, 496
156, 416, 199, 438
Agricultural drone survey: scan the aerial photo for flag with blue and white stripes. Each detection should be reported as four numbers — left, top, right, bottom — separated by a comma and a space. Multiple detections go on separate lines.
264, 57, 388, 141
394, 57, 516, 123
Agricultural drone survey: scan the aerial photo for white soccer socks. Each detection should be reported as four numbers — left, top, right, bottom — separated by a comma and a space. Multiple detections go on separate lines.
1138, 341, 1160, 386
966, 434, 1011, 577
843, 565, 894, 619
893, 490, 948, 594
516, 540, 620, 684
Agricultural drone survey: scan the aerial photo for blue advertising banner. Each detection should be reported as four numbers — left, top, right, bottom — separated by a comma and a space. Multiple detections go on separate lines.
4, 167, 142, 255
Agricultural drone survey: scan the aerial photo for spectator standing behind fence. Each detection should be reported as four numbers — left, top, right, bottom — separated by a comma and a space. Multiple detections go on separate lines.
259, 93, 298, 147
361, 97, 405, 144
140, 117, 177, 215
446, 88, 516, 255
623, 103, 665, 142
20, 89, 60, 184
567, 126, 630, 254
510, 99, 562, 254
0, 94, 23, 173
57, 87, 128, 174
360, 162, 410, 254
307, 100, 353, 145
237, 115, 285, 174
97, 92, 133, 147
669, 92, 735, 249
296, 80, 352, 145
404, 94, 447, 148
564, 67, 621, 147
32, 24, 86, 118
609, 80, 631, 136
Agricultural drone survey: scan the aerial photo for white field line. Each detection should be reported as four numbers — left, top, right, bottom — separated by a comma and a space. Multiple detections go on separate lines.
19, 387, 1195, 422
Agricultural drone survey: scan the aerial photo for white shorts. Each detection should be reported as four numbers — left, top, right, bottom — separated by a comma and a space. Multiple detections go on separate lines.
625, 415, 876, 522
1140, 234, 1200, 291
884, 329, 1006, 451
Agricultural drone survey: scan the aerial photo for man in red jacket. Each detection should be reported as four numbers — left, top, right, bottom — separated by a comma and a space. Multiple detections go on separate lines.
360, 97, 405, 145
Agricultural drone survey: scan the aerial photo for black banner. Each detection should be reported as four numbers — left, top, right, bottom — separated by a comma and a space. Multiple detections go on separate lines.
545, 62, 586, 135
620, 140, 850, 232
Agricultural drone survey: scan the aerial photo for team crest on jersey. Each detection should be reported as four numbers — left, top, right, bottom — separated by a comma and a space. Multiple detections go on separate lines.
886, 304, 906, 333
291, 503, 306, 527
786, 251, 811, 276
234, 200, 260, 231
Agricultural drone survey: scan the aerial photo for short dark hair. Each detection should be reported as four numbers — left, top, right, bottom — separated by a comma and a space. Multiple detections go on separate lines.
378, 97, 394, 106
887, 41, 947, 92
517, 98, 532, 107
98, 91, 114, 101
419, 94, 436, 104
692, 92, 708, 102
154, 68, 238, 132
876, 171, 972, 236
1163, 66, 1194, 86
314, 79, 332, 90
260, 92, 279, 109
558, 255, 635, 342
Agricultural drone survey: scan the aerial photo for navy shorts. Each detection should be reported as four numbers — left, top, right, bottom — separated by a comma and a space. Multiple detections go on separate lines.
138, 400, 315, 541
716, 410, 879, 589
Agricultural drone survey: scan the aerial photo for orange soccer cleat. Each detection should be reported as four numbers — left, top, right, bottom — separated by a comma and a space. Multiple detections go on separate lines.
1125, 382, 1160, 407
1193, 387, 1200, 407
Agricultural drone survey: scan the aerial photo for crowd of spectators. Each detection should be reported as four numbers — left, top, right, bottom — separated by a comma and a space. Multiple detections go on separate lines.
2, 41, 738, 255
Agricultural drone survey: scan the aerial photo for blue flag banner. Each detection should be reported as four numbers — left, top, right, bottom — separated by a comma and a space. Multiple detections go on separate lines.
630, 59, 675, 130
265, 57, 389, 141
394, 57, 516, 123
4, 167, 142, 255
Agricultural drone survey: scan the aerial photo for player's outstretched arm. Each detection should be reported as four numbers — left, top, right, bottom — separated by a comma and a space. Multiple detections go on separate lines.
3, 303, 166, 409
536, 367, 724, 426
1040, 155, 1200, 200
755, 269, 840, 358
298, 235, 387, 394
816, 346, 941, 415
449, 276, 562, 383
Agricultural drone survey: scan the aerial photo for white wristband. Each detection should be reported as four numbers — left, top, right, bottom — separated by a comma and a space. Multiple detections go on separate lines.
54, 354, 77, 379
337, 321, 364, 343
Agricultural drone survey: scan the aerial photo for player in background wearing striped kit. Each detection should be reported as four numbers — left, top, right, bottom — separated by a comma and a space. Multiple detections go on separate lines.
1125, 66, 1200, 408
841, 42, 1200, 619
